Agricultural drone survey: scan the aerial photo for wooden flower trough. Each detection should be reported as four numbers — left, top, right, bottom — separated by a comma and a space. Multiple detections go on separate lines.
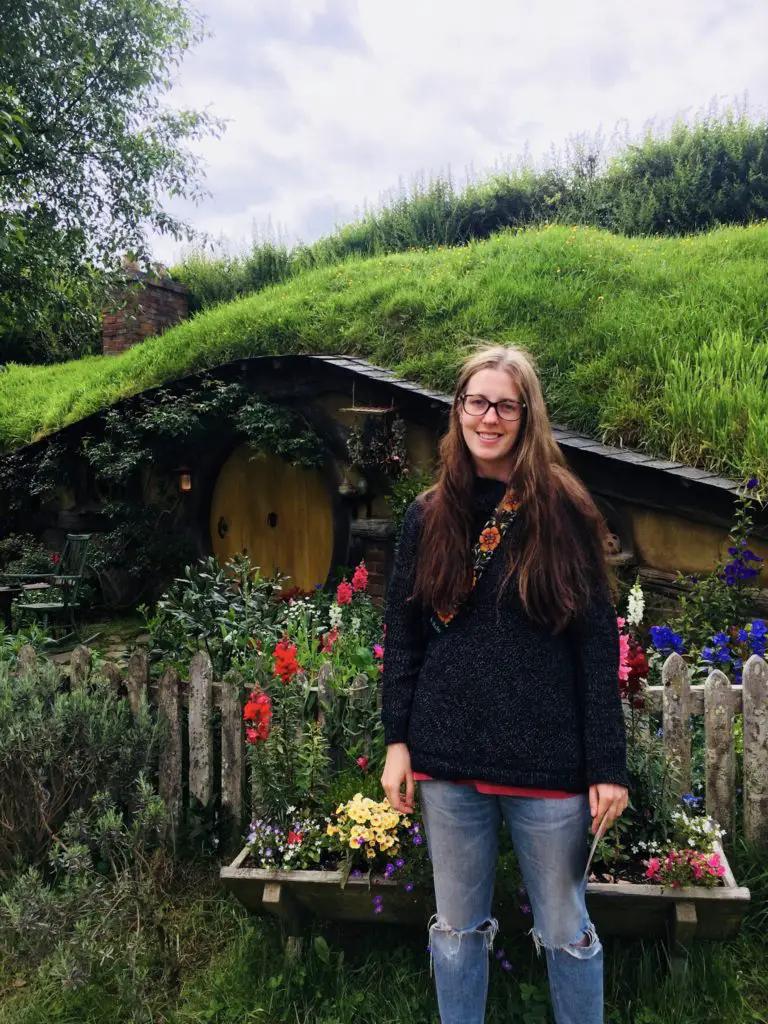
220, 841, 750, 959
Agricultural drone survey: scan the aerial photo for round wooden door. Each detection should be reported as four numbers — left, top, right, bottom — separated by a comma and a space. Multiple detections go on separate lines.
210, 446, 335, 591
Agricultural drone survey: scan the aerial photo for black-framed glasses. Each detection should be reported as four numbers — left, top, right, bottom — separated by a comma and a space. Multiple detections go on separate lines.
459, 394, 526, 422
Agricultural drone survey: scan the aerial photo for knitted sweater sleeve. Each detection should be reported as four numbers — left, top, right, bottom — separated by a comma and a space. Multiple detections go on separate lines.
569, 582, 631, 791
380, 500, 427, 746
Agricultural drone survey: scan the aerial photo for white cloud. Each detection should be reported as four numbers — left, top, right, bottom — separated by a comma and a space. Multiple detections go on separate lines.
153, 0, 768, 262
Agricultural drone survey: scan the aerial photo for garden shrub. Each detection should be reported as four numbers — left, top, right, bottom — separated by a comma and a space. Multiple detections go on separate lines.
0, 658, 162, 870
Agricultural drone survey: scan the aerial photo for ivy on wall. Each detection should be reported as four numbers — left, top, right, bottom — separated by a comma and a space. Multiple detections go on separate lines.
0, 378, 326, 606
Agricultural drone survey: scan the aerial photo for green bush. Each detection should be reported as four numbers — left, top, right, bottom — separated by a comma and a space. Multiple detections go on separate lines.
143, 553, 287, 677
0, 657, 162, 870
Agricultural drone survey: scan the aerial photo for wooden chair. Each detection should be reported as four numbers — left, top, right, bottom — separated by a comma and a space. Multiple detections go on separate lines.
2, 533, 93, 640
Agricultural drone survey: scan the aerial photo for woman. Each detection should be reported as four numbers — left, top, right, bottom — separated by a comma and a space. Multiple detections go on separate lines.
380, 345, 629, 1024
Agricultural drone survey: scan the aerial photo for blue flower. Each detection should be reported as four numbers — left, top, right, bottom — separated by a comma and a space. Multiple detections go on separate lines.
751, 619, 767, 637
737, 628, 749, 643
747, 478, 759, 490
649, 625, 685, 654
701, 647, 715, 663
713, 631, 729, 647
727, 546, 738, 557
716, 647, 732, 664
656, 726, 664, 737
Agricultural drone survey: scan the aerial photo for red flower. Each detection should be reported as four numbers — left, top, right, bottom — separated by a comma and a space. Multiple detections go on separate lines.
287, 831, 303, 845
321, 626, 340, 653
356, 756, 369, 771
336, 579, 353, 605
273, 637, 301, 684
243, 688, 272, 743
51, 552, 61, 565
351, 561, 369, 592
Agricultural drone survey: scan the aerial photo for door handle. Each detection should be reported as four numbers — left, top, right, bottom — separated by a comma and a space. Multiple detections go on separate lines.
217, 516, 229, 538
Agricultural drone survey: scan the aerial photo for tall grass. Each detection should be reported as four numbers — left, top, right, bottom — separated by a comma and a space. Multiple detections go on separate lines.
3, 222, 768, 485
173, 109, 768, 313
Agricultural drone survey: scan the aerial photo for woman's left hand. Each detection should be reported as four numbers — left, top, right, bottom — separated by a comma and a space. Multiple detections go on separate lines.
589, 783, 628, 835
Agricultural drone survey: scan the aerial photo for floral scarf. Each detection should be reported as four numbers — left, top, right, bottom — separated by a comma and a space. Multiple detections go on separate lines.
431, 487, 522, 633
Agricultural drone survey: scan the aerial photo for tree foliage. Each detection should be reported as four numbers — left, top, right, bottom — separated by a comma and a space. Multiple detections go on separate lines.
0, 0, 221, 364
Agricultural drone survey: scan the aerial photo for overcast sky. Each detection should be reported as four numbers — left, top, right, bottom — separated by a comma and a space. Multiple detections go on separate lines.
152, 0, 768, 264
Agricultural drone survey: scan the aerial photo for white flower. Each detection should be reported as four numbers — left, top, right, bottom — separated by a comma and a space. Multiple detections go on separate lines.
627, 579, 645, 627
351, 615, 361, 636
329, 603, 343, 629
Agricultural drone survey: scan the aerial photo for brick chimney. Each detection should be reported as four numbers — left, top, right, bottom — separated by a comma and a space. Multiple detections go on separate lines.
102, 267, 189, 356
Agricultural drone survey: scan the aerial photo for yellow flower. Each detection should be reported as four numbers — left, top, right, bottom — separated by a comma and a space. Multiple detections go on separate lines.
402, 818, 412, 829
366, 848, 376, 859
379, 835, 395, 850
326, 824, 338, 836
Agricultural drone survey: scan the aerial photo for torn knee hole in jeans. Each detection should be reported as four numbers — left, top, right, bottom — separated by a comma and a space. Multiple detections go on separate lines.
529, 923, 601, 960
427, 914, 498, 972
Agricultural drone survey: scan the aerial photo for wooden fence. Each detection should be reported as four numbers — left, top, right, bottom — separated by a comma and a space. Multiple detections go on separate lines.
15, 643, 768, 846
647, 652, 768, 844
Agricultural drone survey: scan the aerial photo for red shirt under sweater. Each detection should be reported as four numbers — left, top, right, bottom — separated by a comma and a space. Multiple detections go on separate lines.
413, 772, 579, 798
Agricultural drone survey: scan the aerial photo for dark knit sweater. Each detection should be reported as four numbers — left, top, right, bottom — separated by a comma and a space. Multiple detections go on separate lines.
380, 478, 630, 793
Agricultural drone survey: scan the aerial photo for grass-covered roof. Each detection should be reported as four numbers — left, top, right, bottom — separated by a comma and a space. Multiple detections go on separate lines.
2, 223, 768, 483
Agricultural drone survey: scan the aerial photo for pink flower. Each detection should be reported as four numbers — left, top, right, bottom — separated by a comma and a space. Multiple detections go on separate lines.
357, 756, 369, 771
245, 726, 258, 744
373, 644, 384, 659
618, 630, 631, 682
352, 561, 369, 592
336, 579, 353, 605
645, 857, 661, 879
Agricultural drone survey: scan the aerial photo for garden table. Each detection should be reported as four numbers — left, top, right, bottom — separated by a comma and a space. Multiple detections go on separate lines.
0, 582, 51, 632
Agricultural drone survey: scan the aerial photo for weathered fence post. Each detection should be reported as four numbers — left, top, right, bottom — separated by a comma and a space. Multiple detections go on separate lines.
704, 669, 734, 837
100, 661, 123, 694
69, 644, 92, 688
220, 671, 244, 833
662, 652, 690, 797
742, 654, 768, 844
189, 651, 214, 808
157, 667, 182, 840
125, 649, 149, 713
315, 662, 333, 730
16, 644, 36, 677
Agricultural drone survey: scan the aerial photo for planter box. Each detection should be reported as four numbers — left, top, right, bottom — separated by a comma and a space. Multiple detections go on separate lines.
220, 842, 750, 955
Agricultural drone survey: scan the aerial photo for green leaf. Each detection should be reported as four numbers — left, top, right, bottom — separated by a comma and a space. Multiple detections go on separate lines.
313, 935, 331, 964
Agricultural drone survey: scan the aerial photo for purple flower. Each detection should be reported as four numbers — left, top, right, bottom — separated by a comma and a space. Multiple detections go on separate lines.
373, 905, 383, 914
396, 858, 405, 869
520, 903, 532, 915
413, 835, 423, 846
404, 882, 414, 892
351, 868, 362, 878
495, 948, 506, 960
373, 895, 383, 905
501, 960, 514, 972
747, 478, 759, 490
265, 848, 273, 858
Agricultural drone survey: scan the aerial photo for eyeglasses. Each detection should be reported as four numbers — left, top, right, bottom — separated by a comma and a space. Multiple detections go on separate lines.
459, 394, 526, 422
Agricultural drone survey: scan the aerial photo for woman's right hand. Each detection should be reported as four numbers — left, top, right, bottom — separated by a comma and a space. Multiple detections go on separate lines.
381, 742, 415, 814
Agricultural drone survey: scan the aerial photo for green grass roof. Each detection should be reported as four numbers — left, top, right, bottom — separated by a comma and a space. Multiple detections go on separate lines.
2, 223, 768, 484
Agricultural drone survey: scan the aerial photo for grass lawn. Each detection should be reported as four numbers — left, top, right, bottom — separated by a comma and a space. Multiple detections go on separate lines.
2, 223, 768, 485
2, 839, 765, 1024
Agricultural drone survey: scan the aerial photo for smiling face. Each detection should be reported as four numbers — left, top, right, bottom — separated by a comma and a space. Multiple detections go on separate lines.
458, 367, 525, 480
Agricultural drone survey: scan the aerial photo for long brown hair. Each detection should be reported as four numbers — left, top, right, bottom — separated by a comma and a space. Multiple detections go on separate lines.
413, 344, 612, 633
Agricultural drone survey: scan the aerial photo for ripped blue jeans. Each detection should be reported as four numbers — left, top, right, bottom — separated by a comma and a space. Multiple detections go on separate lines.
419, 781, 602, 1024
